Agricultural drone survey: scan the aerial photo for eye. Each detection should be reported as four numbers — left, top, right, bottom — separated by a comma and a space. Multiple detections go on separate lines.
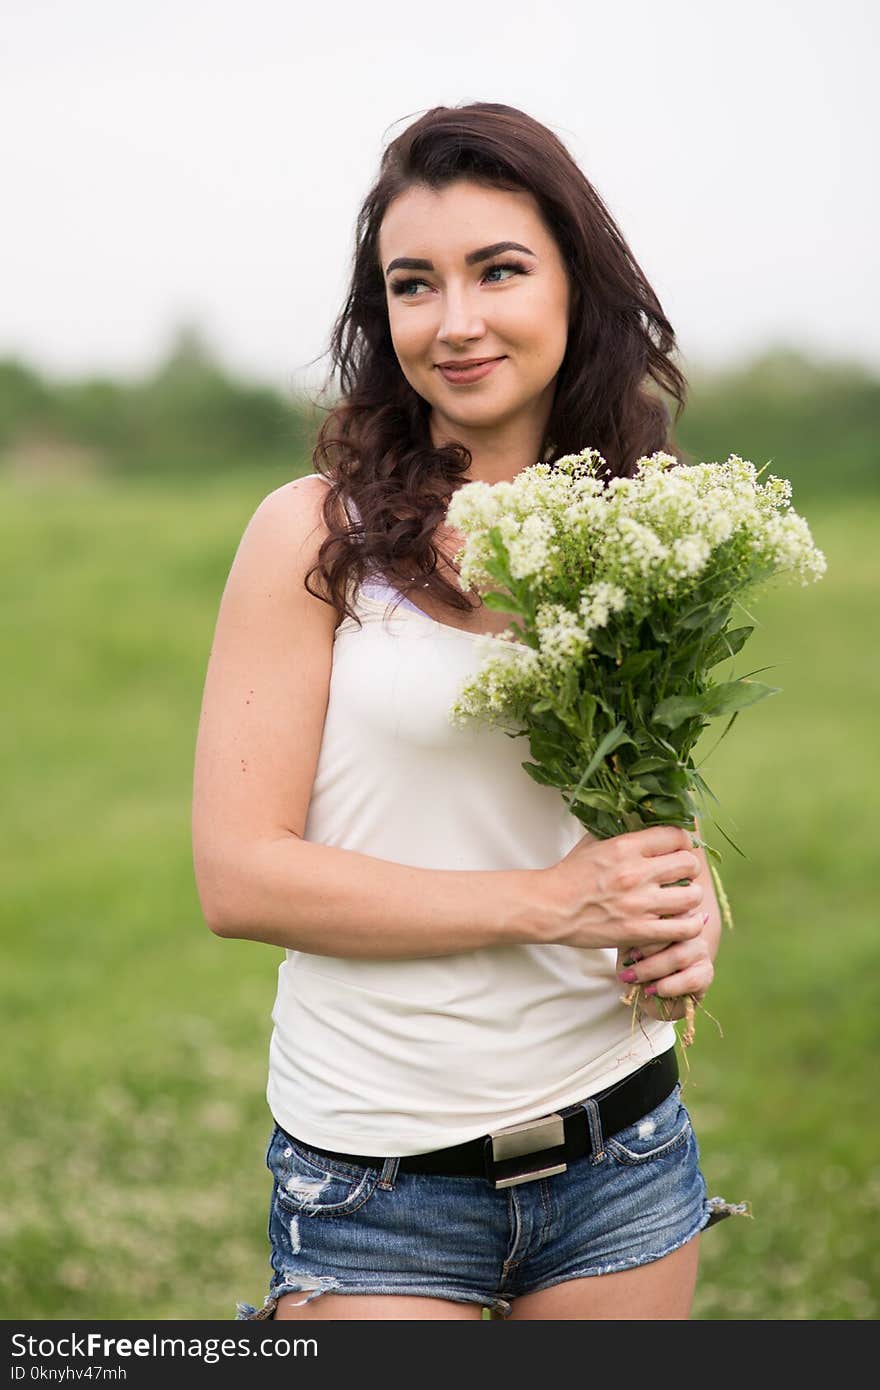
389, 260, 530, 298
483, 262, 523, 284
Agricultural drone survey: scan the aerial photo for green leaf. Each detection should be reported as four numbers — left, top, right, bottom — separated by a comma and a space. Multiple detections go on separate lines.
737, 663, 777, 682
668, 638, 705, 676
662, 766, 690, 791
589, 627, 619, 659
483, 558, 507, 584
654, 731, 684, 758
652, 695, 705, 729
625, 782, 654, 801
690, 769, 722, 805
703, 605, 733, 636
572, 789, 619, 812
488, 528, 509, 563
577, 690, 597, 740
636, 766, 690, 795
646, 794, 691, 818
628, 755, 672, 774
710, 817, 747, 858
481, 590, 521, 613
559, 664, 579, 709
649, 612, 672, 642
567, 721, 632, 806
703, 678, 780, 717
706, 625, 753, 667
678, 603, 712, 630
528, 729, 568, 763
521, 760, 562, 787
614, 649, 658, 680
592, 689, 616, 720
632, 773, 666, 794
529, 698, 556, 715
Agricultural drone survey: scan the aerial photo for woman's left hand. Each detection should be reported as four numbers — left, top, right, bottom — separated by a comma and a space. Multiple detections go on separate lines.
615, 921, 715, 1023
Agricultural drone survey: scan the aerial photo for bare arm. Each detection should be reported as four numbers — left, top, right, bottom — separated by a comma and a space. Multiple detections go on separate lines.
206, 835, 545, 957
191, 476, 545, 957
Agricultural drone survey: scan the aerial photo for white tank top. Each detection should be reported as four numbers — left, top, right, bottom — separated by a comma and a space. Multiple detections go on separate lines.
265, 476, 676, 1153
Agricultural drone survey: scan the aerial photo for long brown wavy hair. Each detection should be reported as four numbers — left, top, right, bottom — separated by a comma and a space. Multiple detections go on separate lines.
304, 101, 690, 628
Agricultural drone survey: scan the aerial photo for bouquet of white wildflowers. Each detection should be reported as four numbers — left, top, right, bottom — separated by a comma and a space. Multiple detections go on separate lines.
446, 450, 826, 1046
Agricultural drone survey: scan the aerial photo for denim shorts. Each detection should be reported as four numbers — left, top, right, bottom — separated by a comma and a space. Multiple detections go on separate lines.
235, 1079, 747, 1319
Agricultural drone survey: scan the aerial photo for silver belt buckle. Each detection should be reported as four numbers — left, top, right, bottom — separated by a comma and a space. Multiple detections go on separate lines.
485, 1112, 567, 1189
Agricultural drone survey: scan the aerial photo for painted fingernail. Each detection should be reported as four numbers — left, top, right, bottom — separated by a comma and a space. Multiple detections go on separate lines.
618, 969, 638, 983
643, 984, 658, 997
702, 912, 709, 924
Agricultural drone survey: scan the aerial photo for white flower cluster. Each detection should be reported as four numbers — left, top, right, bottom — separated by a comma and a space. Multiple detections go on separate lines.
530, 581, 629, 675
604, 516, 670, 578
579, 580, 628, 629
448, 630, 542, 730
534, 602, 591, 672
591, 452, 826, 593
668, 534, 712, 580
506, 512, 559, 580
753, 509, 827, 581
528, 577, 630, 677
448, 580, 628, 728
445, 448, 825, 727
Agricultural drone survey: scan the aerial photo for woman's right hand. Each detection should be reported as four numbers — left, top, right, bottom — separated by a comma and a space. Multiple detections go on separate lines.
540, 824, 704, 951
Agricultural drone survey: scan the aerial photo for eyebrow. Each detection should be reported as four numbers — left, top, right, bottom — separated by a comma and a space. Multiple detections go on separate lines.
384, 241, 536, 277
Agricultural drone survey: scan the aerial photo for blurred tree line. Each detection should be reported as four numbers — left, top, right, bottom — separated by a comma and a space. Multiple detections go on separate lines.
0, 322, 877, 498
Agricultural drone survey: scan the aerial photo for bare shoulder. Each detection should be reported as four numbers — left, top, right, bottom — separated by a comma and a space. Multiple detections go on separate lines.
236, 473, 340, 632
248, 472, 336, 570
260, 470, 334, 522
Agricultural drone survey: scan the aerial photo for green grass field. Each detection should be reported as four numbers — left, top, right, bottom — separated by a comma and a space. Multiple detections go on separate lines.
2, 468, 877, 1320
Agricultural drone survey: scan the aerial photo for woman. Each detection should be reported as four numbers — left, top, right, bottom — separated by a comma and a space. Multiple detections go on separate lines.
192, 102, 746, 1322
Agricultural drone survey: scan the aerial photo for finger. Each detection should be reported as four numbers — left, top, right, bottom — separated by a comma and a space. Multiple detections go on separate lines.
619, 941, 665, 967
647, 881, 704, 917
629, 825, 693, 857
619, 941, 663, 962
618, 941, 696, 985
643, 962, 714, 1000
629, 909, 704, 945
643, 849, 702, 885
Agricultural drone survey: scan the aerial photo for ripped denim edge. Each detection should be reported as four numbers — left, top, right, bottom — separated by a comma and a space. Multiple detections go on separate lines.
235, 1276, 512, 1320
235, 1198, 751, 1320
498, 1192, 753, 1302
702, 1194, 753, 1228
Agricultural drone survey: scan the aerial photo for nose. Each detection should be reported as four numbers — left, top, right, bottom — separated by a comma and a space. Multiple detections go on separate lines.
436, 286, 487, 347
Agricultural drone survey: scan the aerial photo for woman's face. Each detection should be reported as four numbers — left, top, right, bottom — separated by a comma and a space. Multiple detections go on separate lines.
378, 179, 570, 455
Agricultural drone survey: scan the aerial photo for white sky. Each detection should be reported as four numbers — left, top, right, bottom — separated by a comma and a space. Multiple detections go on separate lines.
2, 0, 877, 395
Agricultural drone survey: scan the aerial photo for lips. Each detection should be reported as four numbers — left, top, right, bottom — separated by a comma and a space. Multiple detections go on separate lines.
437, 357, 505, 384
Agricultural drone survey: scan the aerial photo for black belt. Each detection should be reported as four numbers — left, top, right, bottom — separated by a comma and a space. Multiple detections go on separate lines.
279, 1047, 678, 1190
